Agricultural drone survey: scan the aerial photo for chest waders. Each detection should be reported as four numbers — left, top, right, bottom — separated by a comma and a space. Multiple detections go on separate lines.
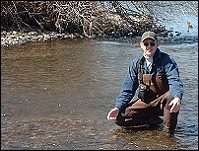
137, 59, 169, 103
115, 59, 179, 135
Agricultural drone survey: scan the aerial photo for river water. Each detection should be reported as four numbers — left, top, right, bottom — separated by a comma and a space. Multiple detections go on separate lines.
1, 39, 198, 150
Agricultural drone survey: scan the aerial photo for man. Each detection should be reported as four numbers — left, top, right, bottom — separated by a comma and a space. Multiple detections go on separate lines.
107, 31, 184, 135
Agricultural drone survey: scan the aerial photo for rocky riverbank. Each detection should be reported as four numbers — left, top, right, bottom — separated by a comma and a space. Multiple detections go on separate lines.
1, 30, 198, 47
1, 31, 83, 47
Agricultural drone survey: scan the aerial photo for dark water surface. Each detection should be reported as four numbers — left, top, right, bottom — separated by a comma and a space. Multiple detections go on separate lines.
1, 39, 198, 150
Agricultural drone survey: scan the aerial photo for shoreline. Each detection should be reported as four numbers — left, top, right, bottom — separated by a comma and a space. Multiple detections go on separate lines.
1, 30, 198, 47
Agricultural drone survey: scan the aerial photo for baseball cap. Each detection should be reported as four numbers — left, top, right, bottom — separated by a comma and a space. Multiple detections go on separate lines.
141, 31, 157, 42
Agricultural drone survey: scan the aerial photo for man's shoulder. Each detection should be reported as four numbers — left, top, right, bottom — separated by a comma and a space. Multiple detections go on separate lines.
158, 50, 176, 64
128, 54, 144, 68
157, 49, 170, 59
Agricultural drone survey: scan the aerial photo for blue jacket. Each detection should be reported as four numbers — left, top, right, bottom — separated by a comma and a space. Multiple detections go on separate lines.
115, 48, 184, 111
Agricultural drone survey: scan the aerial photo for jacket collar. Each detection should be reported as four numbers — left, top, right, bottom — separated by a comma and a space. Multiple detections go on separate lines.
153, 48, 161, 62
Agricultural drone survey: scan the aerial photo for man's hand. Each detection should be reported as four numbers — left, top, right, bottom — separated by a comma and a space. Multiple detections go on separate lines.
169, 97, 181, 113
107, 107, 119, 122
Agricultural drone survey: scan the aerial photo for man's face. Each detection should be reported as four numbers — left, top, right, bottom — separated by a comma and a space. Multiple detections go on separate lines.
140, 38, 159, 57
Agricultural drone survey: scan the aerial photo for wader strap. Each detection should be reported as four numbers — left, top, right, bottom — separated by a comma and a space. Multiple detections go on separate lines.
138, 59, 144, 84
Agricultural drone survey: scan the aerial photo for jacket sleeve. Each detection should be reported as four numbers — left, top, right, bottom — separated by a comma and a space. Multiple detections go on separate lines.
115, 59, 139, 111
164, 56, 184, 100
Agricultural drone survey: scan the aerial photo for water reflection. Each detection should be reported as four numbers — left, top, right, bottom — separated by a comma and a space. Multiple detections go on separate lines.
1, 39, 198, 150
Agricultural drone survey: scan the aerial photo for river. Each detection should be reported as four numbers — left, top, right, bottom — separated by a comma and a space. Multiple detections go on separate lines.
1, 39, 198, 150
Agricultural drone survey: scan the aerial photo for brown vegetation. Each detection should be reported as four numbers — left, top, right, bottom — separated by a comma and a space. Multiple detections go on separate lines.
1, 1, 197, 38
1, 1, 167, 38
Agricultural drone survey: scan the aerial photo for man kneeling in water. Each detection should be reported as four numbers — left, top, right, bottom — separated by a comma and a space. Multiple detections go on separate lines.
107, 31, 184, 135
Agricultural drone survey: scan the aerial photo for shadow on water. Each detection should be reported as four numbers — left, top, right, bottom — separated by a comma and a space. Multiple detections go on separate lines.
1, 39, 198, 150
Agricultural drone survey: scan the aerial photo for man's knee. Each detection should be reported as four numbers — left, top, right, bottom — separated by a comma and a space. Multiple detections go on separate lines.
115, 112, 126, 126
162, 91, 174, 109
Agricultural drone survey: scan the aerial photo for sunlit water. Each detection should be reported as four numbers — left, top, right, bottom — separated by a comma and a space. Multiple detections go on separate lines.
1, 39, 198, 150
